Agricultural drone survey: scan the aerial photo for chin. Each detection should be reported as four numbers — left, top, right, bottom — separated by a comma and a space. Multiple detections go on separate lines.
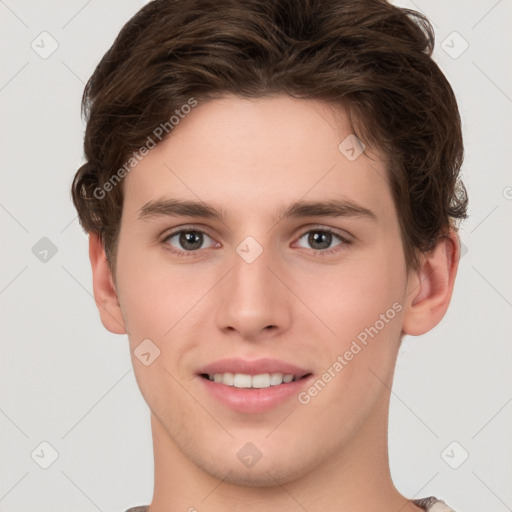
205, 465, 300, 488
195, 448, 314, 488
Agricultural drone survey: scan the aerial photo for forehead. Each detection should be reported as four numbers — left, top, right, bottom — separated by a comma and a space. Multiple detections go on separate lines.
121, 94, 394, 223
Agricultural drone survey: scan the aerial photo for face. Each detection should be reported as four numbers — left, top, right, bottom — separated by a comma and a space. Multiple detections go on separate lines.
112, 95, 411, 485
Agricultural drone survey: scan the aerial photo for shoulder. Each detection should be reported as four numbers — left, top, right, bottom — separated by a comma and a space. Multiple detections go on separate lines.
124, 500, 459, 512
414, 496, 459, 511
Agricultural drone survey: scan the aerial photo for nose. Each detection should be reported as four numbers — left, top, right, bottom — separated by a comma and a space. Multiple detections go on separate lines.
215, 241, 292, 342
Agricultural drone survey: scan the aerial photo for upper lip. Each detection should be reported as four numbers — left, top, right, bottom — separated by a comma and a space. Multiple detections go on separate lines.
197, 358, 311, 379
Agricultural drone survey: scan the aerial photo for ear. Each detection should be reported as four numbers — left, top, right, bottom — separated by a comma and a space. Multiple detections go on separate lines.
89, 232, 127, 335
402, 229, 460, 336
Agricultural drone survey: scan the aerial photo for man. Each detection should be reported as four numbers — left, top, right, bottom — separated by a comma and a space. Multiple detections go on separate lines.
72, 0, 467, 510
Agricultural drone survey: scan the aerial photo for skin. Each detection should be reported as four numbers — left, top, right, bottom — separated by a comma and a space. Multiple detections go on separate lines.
89, 95, 459, 512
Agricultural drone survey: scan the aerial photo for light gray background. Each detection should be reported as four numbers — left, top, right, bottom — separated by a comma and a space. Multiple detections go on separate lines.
1, 1, 511, 511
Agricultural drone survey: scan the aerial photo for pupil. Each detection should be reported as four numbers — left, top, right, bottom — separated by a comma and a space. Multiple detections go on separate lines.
309, 231, 331, 250
180, 231, 203, 250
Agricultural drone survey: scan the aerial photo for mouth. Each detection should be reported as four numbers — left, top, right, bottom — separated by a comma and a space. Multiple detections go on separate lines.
199, 372, 311, 388
196, 358, 313, 413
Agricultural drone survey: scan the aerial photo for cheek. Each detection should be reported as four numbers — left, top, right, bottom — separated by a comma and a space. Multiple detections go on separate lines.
294, 244, 407, 399
289, 260, 405, 446
302, 249, 405, 342
115, 239, 202, 339
114, 244, 207, 417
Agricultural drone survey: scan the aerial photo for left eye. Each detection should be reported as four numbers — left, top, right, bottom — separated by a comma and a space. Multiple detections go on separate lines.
164, 230, 216, 252
295, 229, 345, 251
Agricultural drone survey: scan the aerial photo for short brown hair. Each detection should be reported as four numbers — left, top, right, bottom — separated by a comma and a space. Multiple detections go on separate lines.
71, 0, 468, 270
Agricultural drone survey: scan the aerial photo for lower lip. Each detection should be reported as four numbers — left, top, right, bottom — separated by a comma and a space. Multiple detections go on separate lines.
199, 375, 313, 414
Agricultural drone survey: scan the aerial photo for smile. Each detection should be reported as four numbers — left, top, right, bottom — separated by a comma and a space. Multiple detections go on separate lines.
196, 358, 313, 413
201, 372, 300, 388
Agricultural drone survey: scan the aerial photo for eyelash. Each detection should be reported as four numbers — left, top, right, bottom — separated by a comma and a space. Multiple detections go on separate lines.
161, 226, 352, 259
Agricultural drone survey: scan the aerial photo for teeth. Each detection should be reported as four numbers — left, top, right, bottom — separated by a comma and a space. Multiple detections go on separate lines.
222, 372, 234, 386
252, 374, 270, 388
270, 372, 284, 385
233, 373, 252, 388
208, 372, 296, 388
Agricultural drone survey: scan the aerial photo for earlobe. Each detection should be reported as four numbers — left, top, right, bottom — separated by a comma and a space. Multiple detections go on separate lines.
89, 233, 127, 335
402, 229, 460, 336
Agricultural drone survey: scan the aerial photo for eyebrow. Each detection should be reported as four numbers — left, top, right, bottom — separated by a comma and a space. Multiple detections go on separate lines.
138, 197, 376, 223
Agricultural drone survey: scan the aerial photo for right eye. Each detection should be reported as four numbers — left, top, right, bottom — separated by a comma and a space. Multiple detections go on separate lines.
162, 228, 218, 257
